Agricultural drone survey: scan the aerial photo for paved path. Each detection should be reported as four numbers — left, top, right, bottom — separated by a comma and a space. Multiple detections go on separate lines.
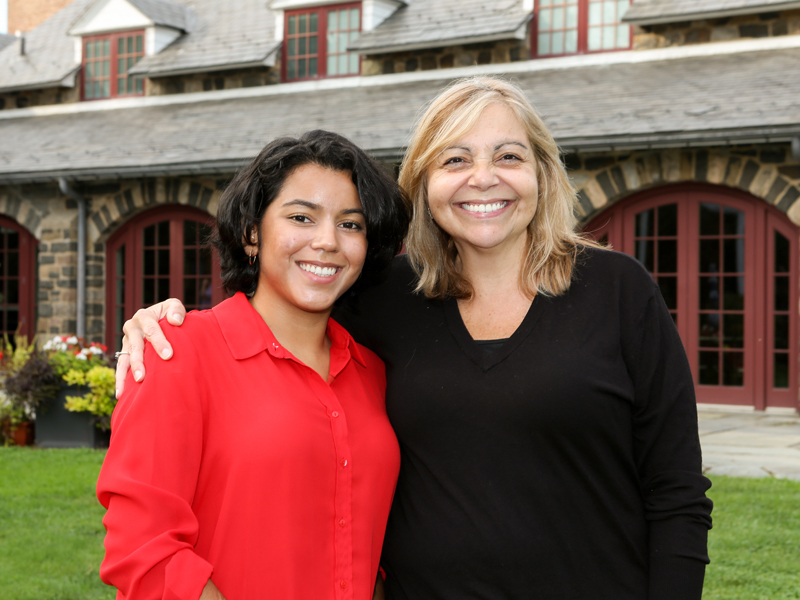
697, 405, 800, 480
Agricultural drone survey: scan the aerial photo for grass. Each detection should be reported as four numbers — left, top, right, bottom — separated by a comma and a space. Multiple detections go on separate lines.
0, 450, 799, 599
0, 447, 114, 600
705, 475, 800, 599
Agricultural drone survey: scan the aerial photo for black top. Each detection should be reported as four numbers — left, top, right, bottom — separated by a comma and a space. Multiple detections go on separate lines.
335, 247, 712, 600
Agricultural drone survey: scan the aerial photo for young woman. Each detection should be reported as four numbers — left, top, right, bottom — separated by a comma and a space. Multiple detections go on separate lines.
97, 130, 409, 600
117, 77, 713, 600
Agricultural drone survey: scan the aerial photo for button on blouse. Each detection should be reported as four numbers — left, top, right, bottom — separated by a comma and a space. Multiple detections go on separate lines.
97, 292, 400, 600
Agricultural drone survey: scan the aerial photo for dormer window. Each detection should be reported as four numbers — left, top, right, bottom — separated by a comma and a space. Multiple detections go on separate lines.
282, 2, 362, 82
82, 31, 145, 100
534, 0, 632, 57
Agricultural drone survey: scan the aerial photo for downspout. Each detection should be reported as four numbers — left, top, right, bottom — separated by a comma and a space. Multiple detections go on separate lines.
57, 178, 86, 338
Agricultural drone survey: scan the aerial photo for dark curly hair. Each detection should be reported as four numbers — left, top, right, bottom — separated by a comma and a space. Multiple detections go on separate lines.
212, 130, 409, 302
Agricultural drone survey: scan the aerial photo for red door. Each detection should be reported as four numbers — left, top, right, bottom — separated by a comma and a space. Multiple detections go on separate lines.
0, 217, 37, 341
106, 206, 224, 351
585, 184, 798, 410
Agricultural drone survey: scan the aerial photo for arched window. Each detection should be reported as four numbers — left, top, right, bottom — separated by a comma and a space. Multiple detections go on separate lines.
0, 216, 37, 341
584, 184, 799, 410
106, 206, 224, 351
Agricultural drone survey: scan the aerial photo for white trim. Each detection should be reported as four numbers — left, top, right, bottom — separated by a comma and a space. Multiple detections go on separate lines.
270, 0, 354, 9
625, 2, 800, 26
354, 22, 529, 55
2, 34, 800, 118
69, 0, 152, 36
697, 403, 799, 415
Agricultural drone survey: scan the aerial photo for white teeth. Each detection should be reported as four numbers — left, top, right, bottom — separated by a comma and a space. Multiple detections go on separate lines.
299, 263, 338, 277
462, 201, 507, 213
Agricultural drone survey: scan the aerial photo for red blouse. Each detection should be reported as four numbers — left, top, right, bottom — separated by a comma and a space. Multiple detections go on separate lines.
97, 292, 400, 600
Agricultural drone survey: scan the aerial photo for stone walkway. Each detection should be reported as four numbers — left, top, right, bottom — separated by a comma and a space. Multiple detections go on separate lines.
698, 404, 800, 480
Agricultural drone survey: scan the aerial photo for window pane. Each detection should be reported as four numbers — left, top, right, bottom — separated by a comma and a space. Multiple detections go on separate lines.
723, 314, 744, 349
135, 77, 143, 93
157, 278, 169, 301
635, 209, 654, 236
144, 249, 155, 275
158, 249, 170, 274
699, 203, 720, 235
602, 25, 615, 49
552, 31, 564, 54
288, 59, 296, 79
328, 10, 337, 30
349, 52, 358, 74
699, 240, 719, 273
200, 248, 212, 276
350, 8, 360, 29
699, 351, 719, 385
635, 240, 654, 272
299, 58, 306, 77
566, 5, 578, 27
657, 204, 677, 235
699, 314, 720, 348
657, 240, 677, 272
103, 39, 109, 56
118, 58, 124, 74
299, 37, 306, 55
7, 279, 18, 304
288, 38, 296, 57
310, 12, 318, 32
158, 221, 170, 245
565, 29, 578, 53
136, 35, 143, 53
184, 220, 197, 245
143, 224, 155, 246
103, 80, 110, 97
588, 2, 602, 25
6, 252, 16, 276
552, 7, 564, 29
339, 32, 347, 54
723, 206, 745, 235
774, 354, 789, 388
118, 38, 124, 54
288, 15, 296, 35
723, 276, 744, 310
722, 352, 744, 386
327, 31, 336, 53
657, 276, 677, 310
94, 81, 101, 98
774, 315, 789, 350
103, 59, 109, 77
723, 239, 744, 273
299, 14, 306, 34
699, 277, 720, 310
603, 0, 615, 22
538, 33, 551, 55
309, 35, 317, 54
327, 54, 336, 76
183, 279, 197, 306
539, 8, 551, 30
617, 24, 630, 47
118, 78, 125, 95
338, 53, 347, 75
143, 279, 154, 304
775, 276, 789, 311
86, 41, 93, 59
128, 56, 134, 70
184, 249, 197, 275
127, 36, 133, 54
309, 57, 317, 77
775, 231, 790, 273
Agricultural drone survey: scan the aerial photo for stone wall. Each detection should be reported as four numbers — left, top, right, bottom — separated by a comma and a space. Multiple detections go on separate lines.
0, 175, 222, 344
567, 144, 800, 225
634, 9, 800, 50
147, 67, 279, 96
0, 86, 79, 110
361, 38, 530, 76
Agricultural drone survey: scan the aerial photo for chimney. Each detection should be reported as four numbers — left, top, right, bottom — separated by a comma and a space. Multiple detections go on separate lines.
15, 30, 25, 56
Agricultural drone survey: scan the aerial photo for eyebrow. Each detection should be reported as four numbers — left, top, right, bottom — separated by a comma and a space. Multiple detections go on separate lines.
282, 199, 365, 216
443, 141, 529, 153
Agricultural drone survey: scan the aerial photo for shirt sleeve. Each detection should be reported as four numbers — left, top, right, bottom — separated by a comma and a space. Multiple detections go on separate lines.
97, 326, 213, 600
620, 276, 714, 600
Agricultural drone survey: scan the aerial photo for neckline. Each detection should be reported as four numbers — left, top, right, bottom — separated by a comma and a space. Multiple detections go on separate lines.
442, 294, 547, 371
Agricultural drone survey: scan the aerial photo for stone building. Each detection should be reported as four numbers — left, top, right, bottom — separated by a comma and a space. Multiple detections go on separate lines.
0, 0, 798, 411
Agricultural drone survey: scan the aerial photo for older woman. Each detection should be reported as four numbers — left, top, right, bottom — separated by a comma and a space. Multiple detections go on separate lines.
98, 130, 408, 600
117, 77, 712, 600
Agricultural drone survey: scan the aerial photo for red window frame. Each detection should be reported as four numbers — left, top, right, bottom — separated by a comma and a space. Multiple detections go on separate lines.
0, 216, 37, 341
281, 2, 362, 82
105, 206, 224, 351
532, 0, 633, 58
584, 183, 799, 411
81, 30, 145, 101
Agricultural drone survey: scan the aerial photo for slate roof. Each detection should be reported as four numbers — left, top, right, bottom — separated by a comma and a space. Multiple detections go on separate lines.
348, 0, 532, 54
624, 0, 800, 25
129, 0, 279, 77
0, 0, 91, 93
0, 0, 278, 92
127, 0, 194, 31
0, 34, 16, 52
2, 40, 799, 183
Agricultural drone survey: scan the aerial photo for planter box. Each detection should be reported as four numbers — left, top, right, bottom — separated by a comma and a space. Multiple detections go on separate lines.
1, 419, 35, 446
35, 385, 110, 448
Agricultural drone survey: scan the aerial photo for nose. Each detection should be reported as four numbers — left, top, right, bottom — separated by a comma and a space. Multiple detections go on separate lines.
311, 221, 338, 252
468, 158, 499, 191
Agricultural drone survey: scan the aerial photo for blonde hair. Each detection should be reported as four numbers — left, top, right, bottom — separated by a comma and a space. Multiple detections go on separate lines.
399, 76, 596, 300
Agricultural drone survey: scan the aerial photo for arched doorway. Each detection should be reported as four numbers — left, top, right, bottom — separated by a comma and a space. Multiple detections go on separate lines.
105, 206, 225, 351
584, 184, 798, 410
0, 216, 37, 341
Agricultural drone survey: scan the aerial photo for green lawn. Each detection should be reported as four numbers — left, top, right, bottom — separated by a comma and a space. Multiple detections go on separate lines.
1, 448, 798, 599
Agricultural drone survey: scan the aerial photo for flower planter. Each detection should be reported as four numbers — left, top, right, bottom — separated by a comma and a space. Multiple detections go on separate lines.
1, 419, 35, 446
35, 385, 110, 448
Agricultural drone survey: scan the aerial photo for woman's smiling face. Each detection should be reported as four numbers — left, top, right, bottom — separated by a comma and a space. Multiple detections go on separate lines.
253, 163, 367, 317
425, 102, 538, 256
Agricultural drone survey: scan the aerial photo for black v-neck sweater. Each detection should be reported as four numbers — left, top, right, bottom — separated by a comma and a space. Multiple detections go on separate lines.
335, 247, 712, 600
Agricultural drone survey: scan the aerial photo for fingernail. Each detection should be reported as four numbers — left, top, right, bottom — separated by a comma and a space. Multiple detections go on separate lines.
172, 313, 183, 324
162, 348, 172, 359
115, 389, 120, 399
134, 370, 143, 382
